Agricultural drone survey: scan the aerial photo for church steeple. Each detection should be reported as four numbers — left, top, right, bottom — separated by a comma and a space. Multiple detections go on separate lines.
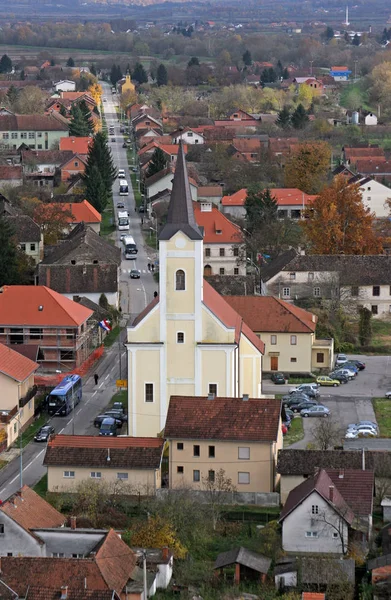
158, 141, 203, 241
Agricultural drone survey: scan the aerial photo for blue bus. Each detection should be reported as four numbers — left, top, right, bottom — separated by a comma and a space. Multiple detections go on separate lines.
47, 375, 82, 416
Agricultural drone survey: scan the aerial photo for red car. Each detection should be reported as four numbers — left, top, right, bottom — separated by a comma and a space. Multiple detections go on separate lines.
282, 423, 288, 436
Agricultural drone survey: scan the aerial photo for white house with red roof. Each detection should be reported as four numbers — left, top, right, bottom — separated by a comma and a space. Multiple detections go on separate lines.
126, 143, 264, 437
0, 343, 39, 449
221, 188, 317, 219
45, 200, 102, 234
193, 201, 245, 276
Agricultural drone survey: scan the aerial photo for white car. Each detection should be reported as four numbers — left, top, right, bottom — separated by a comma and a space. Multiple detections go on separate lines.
385, 391, 391, 398
289, 383, 320, 397
345, 427, 378, 439
334, 368, 356, 380
346, 424, 378, 434
335, 354, 348, 366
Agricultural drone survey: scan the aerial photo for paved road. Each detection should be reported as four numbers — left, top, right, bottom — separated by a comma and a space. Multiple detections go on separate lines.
0, 85, 155, 501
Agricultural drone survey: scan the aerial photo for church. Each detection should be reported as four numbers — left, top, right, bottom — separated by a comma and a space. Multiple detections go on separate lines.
126, 144, 264, 437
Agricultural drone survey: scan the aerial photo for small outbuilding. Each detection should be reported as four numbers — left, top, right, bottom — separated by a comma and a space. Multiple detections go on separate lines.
214, 547, 271, 584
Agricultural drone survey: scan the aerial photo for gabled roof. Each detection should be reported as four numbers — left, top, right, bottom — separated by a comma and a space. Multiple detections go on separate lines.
158, 142, 203, 242
164, 396, 281, 443
356, 160, 391, 174
0, 343, 39, 382
6, 215, 41, 242
221, 188, 316, 207
193, 202, 243, 244
326, 469, 374, 517
214, 547, 271, 574
59, 136, 93, 154
277, 449, 375, 475
0, 114, 69, 132
344, 147, 385, 160
221, 188, 247, 207
279, 469, 354, 524
94, 529, 137, 593
21, 149, 73, 165
0, 485, 65, 530
223, 296, 317, 333
45, 200, 101, 224
60, 153, 88, 169
260, 248, 297, 283
43, 435, 164, 470
0, 286, 93, 327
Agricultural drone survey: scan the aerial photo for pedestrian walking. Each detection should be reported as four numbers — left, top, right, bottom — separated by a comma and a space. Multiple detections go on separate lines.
94, 373, 99, 385
147, 263, 151, 271
151, 264, 155, 272
154, 291, 158, 298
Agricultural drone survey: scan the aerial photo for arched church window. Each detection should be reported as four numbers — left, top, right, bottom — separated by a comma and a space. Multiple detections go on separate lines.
176, 269, 185, 290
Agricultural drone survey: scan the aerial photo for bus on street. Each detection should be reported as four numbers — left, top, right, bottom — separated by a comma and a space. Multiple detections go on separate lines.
118, 211, 129, 231
123, 235, 138, 259
47, 375, 82, 416
119, 179, 129, 196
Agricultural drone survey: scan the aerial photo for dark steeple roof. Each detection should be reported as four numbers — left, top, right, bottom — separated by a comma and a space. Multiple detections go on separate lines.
158, 141, 203, 241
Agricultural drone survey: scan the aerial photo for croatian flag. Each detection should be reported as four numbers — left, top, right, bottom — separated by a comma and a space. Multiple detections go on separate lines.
99, 319, 112, 331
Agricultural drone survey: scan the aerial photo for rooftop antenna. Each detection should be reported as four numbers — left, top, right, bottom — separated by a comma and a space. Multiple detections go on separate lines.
344, 5, 350, 26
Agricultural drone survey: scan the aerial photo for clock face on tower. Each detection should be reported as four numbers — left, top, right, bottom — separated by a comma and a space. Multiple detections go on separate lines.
175, 237, 186, 249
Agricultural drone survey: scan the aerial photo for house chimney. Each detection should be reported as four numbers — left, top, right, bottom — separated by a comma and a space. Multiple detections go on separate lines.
162, 547, 169, 561
362, 447, 366, 471
70, 516, 77, 530
329, 485, 335, 502
207, 393, 215, 400
60, 587, 68, 600
338, 469, 344, 479
242, 394, 249, 401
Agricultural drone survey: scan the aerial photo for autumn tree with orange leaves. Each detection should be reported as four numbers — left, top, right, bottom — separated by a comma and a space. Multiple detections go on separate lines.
303, 176, 383, 255
284, 141, 331, 194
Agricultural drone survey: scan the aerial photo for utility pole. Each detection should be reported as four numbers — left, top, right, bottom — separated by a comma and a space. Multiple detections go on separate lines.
19, 417, 23, 489
142, 550, 148, 600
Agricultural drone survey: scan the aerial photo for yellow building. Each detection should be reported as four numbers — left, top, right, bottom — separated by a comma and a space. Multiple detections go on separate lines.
0, 343, 39, 449
165, 395, 283, 493
120, 71, 136, 95
126, 144, 265, 437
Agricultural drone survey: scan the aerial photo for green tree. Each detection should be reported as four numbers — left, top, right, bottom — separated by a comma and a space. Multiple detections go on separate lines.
284, 142, 331, 193
242, 50, 252, 66
83, 165, 108, 213
20, 69, 25, 81
0, 54, 12, 74
69, 104, 91, 137
359, 307, 373, 346
156, 64, 168, 87
110, 64, 122, 87
245, 187, 278, 233
291, 103, 309, 129
276, 106, 291, 128
187, 56, 200, 68
282, 67, 289, 79
90, 63, 97, 76
78, 99, 94, 134
0, 216, 19, 285
6, 85, 19, 107
82, 132, 117, 212
59, 104, 67, 117
66, 57, 75, 67
324, 26, 335, 41
352, 34, 360, 46
132, 62, 148, 84
146, 148, 167, 178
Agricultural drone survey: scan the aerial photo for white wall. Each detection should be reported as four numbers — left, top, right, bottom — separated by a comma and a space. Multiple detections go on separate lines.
203, 243, 245, 276
365, 113, 378, 126
54, 81, 76, 92
63, 291, 119, 308
221, 205, 246, 219
147, 175, 197, 200
173, 131, 204, 145
359, 179, 391, 218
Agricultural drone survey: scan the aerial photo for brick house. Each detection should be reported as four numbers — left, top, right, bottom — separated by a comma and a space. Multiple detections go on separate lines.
0, 285, 94, 371
60, 153, 88, 182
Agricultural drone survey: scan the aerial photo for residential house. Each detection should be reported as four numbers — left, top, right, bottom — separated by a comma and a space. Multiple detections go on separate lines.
269, 137, 299, 162
355, 160, 391, 183
137, 129, 165, 148
145, 166, 198, 201
37, 223, 121, 307
59, 136, 93, 155
193, 201, 245, 277
330, 66, 351, 81
0, 343, 39, 449
171, 127, 204, 145
0, 285, 94, 371
293, 77, 324, 94
260, 252, 391, 318
279, 468, 373, 554
44, 200, 101, 234
221, 188, 316, 220
164, 395, 282, 493
53, 80, 76, 92
0, 111, 69, 150
6, 215, 43, 264
0, 485, 65, 556
24, 66, 40, 80
228, 138, 261, 163
0, 165, 23, 186
197, 185, 223, 206
214, 109, 260, 130
126, 144, 265, 437
21, 149, 73, 187
44, 435, 164, 494
60, 153, 88, 182
132, 113, 162, 134
343, 144, 385, 167
193, 125, 235, 145
344, 175, 391, 218
224, 296, 333, 373
138, 142, 187, 172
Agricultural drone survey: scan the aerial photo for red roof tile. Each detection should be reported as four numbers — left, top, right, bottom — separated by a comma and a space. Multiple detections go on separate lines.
0, 165, 22, 180
95, 529, 137, 592
344, 147, 385, 159
302, 594, 325, 600
46, 200, 101, 224
224, 296, 317, 333
222, 188, 316, 207
0, 343, 39, 381
0, 485, 65, 530
326, 469, 374, 517
47, 435, 163, 449
193, 202, 243, 244
165, 396, 281, 442
0, 286, 93, 327
356, 159, 391, 174
59, 136, 93, 154
222, 188, 247, 206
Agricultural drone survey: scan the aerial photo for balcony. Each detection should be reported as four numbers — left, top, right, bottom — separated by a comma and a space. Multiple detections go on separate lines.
0, 406, 18, 424
19, 385, 37, 408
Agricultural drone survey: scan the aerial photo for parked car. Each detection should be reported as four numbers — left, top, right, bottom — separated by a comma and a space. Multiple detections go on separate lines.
316, 376, 340, 387
34, 425, 55, 442
345, 428, 377, 439
346, 423, 378, 435
290, 400, 318, 413
301, 405, 330, 418
347, 420, 378, 430
99, 417, 118, 437
332, 368, 356, 380
350, 359, 366, 370
385, 391, 391, 398
271, 372, 286, 384
130, 269, 141, 279
343, 363, 359, 374
285, 408, 294, 420
104, 409, 128, 423
289, 384, 319, 398
335, 354, 348, 366
328, 371, 349, 384
112, 402, 124, 412
282, 423, 288, 435
282, 393, 310, 407
94, 414, 122, 428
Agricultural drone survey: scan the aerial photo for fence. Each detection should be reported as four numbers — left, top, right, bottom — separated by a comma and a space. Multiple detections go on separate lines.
156, 488, 280, 507
34, 345, 104, 387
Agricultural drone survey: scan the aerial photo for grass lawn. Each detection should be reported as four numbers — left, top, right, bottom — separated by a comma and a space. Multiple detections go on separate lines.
101, 204, 115, 238
283, 417, 304, 447
0, 459, 7, 471
288, 376, 316, 384
130, 173, 142, 207
33, 474, 48, 498
103, 325, 120, 347
109, 389, 127, 408
373, 398, 391, 436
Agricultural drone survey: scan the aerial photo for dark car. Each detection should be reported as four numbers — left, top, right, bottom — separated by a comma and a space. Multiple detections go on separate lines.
290, 400, 318, 413
111, 138, 116, 142
112, 402, 124, 412
350, 359, 366, 370
34, 425, 55, 442
271, 372, 286, 384
285, 408, 294, 420
99, 417, 117, 437
117, 201, 125, 209
282, 393, 310, 408
329, 371, 349, 384
104, 409, 128, 423
130, 269, 141, 279
122, 142, 127, 148
94, 414, 122, 428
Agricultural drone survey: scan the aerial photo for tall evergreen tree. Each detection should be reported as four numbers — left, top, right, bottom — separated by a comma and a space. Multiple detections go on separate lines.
156, 64, 168, 87
0, 216, 18, 286
242, 50, 252, 66
110, 64, 122, 86
146, 148, 167, 178
132, 63, 148, 84
66, 57, 75, 67
0, 54, 12, 74
90, 63, 97, 76
352, 33, 361, 46
282, 67, 289, 79
291, 103, 309, 129
83, 165, 108, 213
6, 85, 18, 107
69, 104, 91, 137
82, 132, 117, 212
276, 106, 291, 129
78, 99, 94, 135
187, 56, 200, 68
244, 187, 278, 234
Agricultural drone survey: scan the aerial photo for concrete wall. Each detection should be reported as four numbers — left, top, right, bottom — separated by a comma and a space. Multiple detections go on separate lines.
0, 512, 44, 557
157, 488, 280, 506
47, 466, 159, 494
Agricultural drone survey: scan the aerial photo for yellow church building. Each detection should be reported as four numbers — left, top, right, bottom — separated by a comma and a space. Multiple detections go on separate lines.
119, 72, 136, 95
126, 143, 265, 437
